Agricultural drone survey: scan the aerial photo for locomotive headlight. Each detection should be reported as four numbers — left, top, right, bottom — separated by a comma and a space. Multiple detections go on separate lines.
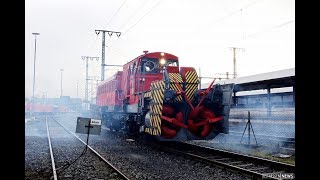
161, 52, 165, 56
160, 58, 166, 65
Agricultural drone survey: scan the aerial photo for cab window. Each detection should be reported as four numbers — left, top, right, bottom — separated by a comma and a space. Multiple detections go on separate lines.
141, 58, 159, 74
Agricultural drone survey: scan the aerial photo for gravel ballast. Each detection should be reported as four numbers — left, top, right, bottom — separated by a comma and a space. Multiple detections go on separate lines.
26, 113, 250, 179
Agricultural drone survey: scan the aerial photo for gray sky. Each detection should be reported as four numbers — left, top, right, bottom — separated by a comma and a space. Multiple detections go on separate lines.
25, 0, 295, 99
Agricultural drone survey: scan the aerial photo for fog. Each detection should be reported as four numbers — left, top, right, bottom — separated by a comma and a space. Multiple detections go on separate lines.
194, 103, 295, 157
25, 0, 294, 99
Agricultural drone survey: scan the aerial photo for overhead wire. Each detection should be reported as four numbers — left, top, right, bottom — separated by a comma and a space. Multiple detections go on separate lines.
244, 20, 295, 39
209, 0, 262, 26
86, 0, 128, 55
215, 0, 294, 45
107, 0, 159, 55
88, 0, 128, 68
96, 0, 145, 66
105, 0, 128, 28
117, 0, 149, 31
81, 1, 130, 99
123, 0, 162, 35
92, 0, 292, 78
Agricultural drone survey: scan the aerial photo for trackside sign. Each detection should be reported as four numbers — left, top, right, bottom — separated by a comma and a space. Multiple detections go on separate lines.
76, 117, 101, 135
90, 119, 101, 125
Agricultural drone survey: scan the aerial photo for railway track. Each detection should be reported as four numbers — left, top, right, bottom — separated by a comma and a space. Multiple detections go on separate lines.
45, 116, 130, 180
153, 141, 295, 180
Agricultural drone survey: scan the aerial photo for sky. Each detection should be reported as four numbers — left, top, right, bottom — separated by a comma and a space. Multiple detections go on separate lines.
25, 0, 295, 100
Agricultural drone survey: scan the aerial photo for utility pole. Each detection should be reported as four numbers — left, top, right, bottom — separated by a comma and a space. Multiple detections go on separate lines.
76, 81, 79, 98
198, 68, 233, 89
60, 69, 64, 97
87, 76, 100, 103
91, 80, 93, 103
95, 29, 121, 81
229, 47, 245, 78
31, 32, 40, 116
39, 91, 47, 104
81, 56, 99, 110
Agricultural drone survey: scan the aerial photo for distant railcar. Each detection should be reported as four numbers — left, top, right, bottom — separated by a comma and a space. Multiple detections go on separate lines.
25, 103, 68, 114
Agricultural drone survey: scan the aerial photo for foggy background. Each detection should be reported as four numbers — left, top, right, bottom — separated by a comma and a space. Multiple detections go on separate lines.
25, 0, 295, 99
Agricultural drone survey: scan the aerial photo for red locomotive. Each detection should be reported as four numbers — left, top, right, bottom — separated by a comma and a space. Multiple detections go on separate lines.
96, 51, 234, 141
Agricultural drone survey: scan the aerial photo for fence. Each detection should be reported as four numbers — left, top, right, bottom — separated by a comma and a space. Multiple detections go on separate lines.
209, 107, 295, 155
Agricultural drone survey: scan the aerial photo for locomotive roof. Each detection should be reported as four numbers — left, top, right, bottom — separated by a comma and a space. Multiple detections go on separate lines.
98, 71, 123, 87
97, 52, 179, 87
123, 51, 178, 67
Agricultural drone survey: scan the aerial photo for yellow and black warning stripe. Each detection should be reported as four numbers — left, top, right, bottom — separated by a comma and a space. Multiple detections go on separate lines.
185, 70, 198, 83
168, 73, 183, 83
145, 80, 165, 136
145, 128, 150, 134
144, 91, 152, 98
185, 71, 199, 102
152, 81, 164, 135
168, 73, 183, 102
